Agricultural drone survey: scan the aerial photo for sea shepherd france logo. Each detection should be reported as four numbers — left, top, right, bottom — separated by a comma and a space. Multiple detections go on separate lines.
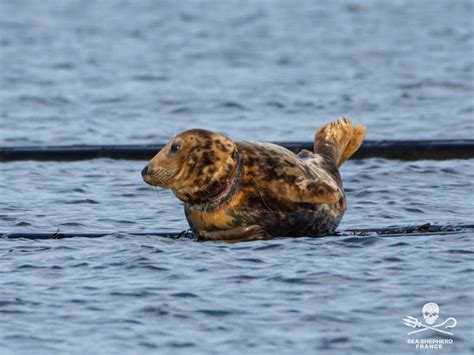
403, 302, 457, 350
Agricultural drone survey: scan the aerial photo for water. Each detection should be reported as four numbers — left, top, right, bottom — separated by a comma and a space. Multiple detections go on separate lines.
1, 0, 473, 145
1, 1, 473, 354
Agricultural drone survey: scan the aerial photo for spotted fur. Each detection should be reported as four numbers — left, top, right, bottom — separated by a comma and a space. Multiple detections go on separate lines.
142, 118, 366, 241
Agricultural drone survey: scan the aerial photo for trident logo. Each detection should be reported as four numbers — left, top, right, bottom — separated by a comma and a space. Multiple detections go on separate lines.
403, 302, 457, 336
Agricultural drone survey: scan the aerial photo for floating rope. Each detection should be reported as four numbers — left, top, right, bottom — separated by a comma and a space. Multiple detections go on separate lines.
2, 223, 472, 240
0, 140, 473, 162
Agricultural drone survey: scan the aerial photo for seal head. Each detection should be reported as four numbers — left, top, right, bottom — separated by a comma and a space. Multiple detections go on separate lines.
142, 129, 239, 203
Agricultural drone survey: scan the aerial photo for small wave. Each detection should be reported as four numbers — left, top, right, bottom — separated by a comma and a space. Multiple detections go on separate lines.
217, 101, 248, 110
197, 309, 234, 317
65, 199, 99, 204
166, 341, 195, 348
169, 106, 191, 114
132, 75, 168, 82
382, 256, 403, 262
447, 249, 474, 254
268, 276, 319, 285
170, 292, 198, 298
236, 257, 264, 263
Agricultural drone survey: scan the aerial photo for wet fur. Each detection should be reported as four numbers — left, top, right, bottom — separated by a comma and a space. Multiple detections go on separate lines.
143, 118, 366, 241
185, 141, 344, 239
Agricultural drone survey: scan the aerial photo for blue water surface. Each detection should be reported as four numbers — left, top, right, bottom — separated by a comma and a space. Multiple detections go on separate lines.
1, 1, 473, 354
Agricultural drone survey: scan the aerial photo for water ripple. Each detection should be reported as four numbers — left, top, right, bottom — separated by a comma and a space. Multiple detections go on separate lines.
0, 1, 473, 354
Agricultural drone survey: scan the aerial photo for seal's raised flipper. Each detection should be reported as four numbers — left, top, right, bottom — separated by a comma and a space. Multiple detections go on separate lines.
338, 123, 366, 167
314, 117, 352, 164
198, 225, 269, 241
314, 117, 365, 167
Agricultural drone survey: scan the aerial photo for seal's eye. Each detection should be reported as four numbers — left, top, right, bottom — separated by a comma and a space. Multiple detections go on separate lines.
170, 143, 181, 153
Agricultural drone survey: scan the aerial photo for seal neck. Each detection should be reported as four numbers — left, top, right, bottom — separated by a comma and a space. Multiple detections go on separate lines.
209, 157, 240, 201
190, 152, 241, 206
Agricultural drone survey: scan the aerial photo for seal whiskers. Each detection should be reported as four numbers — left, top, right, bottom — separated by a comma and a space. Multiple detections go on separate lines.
150, 186, 162, 201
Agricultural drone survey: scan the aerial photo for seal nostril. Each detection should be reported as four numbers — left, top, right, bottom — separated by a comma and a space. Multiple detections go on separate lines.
141, 166, 149, 178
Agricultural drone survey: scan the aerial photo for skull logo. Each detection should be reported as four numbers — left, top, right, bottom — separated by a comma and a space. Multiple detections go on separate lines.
422, 302, 439, 325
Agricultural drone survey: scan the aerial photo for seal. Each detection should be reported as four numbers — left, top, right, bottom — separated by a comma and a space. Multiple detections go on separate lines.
142, 117, 366, 241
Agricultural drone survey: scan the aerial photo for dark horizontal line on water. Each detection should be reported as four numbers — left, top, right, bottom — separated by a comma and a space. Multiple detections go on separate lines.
1, 223, 472, 240
0, 140, 473, 162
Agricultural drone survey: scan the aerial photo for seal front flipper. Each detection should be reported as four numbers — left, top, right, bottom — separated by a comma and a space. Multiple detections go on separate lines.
198, 225, 269, 242
257, 174, 342, 205
283, 176, 343, 204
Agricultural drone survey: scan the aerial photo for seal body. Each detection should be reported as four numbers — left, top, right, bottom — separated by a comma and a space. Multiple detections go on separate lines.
142, 118, 366, 241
